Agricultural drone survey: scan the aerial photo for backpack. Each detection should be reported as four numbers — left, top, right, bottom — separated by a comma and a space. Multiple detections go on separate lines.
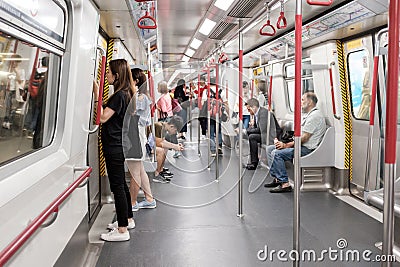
209, 98, 228, 122
28, 71, 44, 99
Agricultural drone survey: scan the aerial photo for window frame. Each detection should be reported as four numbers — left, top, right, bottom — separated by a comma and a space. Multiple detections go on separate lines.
284, 59, 314, 112
0, 0, 70, 179
346, 48, 372, 121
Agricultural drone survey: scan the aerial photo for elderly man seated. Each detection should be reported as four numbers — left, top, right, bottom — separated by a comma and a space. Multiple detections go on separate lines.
264, 92, 326, 193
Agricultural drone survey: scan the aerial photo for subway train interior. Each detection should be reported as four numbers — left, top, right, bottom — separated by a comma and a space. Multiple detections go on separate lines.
0, 0, 400, 266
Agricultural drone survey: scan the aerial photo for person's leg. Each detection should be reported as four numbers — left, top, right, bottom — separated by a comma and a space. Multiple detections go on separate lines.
210, 120, 216, 152
217, 122, 222, 146
243, 115, 250, 129
155, 147, 166, 174
126, 160, 141, 205
139, 162, 154, 202
179, 108, 187, 134
270, 148, 294, 184
248, 133, 261, 165
200, 117, 207, 135
104, 152, 133, 230
266, 145, 276, 169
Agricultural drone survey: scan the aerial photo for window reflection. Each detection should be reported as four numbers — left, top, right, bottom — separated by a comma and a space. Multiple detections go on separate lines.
0, 32, 58, 164
348, 50, 371, 120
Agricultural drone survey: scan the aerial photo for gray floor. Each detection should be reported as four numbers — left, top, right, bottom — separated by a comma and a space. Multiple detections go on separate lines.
96, 123, 390, 267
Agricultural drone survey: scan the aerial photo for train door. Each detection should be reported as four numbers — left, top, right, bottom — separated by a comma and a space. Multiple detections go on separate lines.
86, 34, 108, 221
343, 35, 377, 198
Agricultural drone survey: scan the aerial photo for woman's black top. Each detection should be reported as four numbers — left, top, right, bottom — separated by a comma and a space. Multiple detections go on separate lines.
101, 89, 130, 154
174, 86, 189, 103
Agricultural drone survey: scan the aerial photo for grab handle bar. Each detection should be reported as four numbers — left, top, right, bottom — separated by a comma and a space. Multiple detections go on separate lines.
138, 11, 157, 30
277, 12, 287, 29
306, 0, 333, 6
95, 46, 106, 126
259, 20, 276, 36
329, 62, 340, 120
0, 167, 92, 266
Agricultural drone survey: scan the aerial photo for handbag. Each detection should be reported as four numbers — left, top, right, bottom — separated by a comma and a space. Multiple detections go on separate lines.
171, 97, 182, 113
123, 112, 143, 159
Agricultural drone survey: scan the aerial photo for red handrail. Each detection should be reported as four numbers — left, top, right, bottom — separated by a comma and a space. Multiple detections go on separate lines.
96, 55, 106, 125
239, 50, 243, 120
306, 0, 333, 6
385, 0, 400, 164
329, 62, 340, 120
0, 167, 92, 266
218, 53, 229, 64
268, 75, 273, 110
138, 11, 157, 30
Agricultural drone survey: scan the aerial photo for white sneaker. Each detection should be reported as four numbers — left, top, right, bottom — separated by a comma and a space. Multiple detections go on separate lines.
100, 228, 130, 242
107, 219, 135, 230
2, 122, 11, 129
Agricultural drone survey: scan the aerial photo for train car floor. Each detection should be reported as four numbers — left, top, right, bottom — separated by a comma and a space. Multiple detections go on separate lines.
95, 127, 387, 267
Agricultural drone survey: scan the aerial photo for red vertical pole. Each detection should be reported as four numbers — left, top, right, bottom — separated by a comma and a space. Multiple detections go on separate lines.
197, 74, 201, 109
207, 69, 211, 110
293, 1, 303, 266
268, 75, 273, 110
239, 55, 243, 121
382, 0, 400, 261
96, 55, 106, 125
148, 70, 155, 117
250, 79, 254, 98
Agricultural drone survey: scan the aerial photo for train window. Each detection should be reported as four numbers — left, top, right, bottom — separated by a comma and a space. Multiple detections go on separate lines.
0, 32, 60, 165
347, 50, 371, 120
284, 61, 314, 112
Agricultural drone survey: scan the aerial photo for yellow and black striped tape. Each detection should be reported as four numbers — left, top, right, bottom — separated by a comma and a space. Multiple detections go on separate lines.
98, 39, 114, 176
336, 40, 353, 180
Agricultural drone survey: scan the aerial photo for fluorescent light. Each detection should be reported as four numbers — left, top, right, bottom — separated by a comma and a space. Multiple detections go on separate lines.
199, 18, 217, 36
190, 38, 203, 49
186, 48, 195, 57
214, 0, 235, 11
2, 58, 30, 61
182, 55, 190, 62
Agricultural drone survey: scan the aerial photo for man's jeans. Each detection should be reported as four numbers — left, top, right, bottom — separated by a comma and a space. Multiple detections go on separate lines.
267, 145, 314, 183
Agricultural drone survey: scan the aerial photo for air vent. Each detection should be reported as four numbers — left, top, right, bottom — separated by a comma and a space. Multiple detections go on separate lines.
228, 0, 261, 18
209, 21, 237, 40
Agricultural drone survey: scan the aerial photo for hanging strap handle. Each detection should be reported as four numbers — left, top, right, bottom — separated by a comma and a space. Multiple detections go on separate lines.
138, 11, 157, 29
276, 0, 287, 29
306, 0, 333, 6
259, 6, 276, 36
218, 53, 229, 63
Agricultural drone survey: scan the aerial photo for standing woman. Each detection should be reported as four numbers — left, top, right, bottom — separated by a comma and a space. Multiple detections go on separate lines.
93, 59, 135, 242
126, 68, 156, 211
174, 79, 189, 139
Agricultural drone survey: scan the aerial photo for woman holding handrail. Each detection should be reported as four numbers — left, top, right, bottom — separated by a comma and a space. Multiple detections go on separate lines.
93, 59, 135, 242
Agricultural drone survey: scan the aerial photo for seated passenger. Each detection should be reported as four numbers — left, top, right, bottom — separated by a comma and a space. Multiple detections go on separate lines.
264, 92, 326, 193
154, 116, 184, 183
244, 98, 280, 170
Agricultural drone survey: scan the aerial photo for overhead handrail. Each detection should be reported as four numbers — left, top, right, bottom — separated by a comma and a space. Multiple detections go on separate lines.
306, 0, 333, 6
364, 29, 387, 199
0, 167, 92, 266
328, 62, 340, 120
137, 11, 157, 30
95, 46, 106, 126
259, 6, 276, 36
276, 0, 287, 29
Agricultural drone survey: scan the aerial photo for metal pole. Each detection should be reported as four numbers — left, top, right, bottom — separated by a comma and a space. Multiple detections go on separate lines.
382, 0, 399, 264
364, 29, 387, 199
237, 19, 244, 217
207, 69, 211, 170
198, 73, 201, 156
189, 65, 193, 142
215, 64, 220, 181
147, 42, 157, 163
293, 0, 302, 266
